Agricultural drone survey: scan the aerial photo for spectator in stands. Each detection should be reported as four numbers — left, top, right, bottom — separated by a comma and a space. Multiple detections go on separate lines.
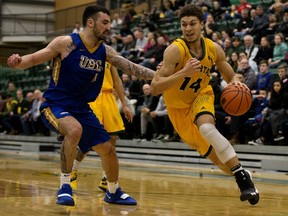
111, 13, 123, 30
139, 36, 167, 70
243, 34, 259, 62
72, 21, 83, 33
237, 0, 252, 14
221, 30, 231, 44
231, 36, 244, 53
223, 4, 241, 21
276, 7, 288, 39
277, 63, 288, 93
211, 0, 225, 22
143, 32, 156, 53
211, 31, 223, 46
117, 22, 133, 44
150, 95, 174, 142
148, 5, 160, 27
0, 94, 17, 134
222, 37, 233, 62
201, 5, 209, 23
110, 35, 122, 52
203, 13, 217, 39
268, 33, 288, 69
120, 34, 136, 57
251, 60, 273, 95
250, 8, 257, 21
266, 14, 278, 38
2, 89, 30, 135
135, 83, 159, 141
237, 58, 257, 90
248, 80, 288, 145
126, 75, 144, 139
269, 2, 285, 24
238, 51, 258, 75
121, 28, 148, 62
245, 88, 269, 142
229, 51, 239, 72
7, 82, 17, 99
121, 73, 132, 98
254, 36, 274, 65
249, 5, 270, 44
233, 9, 253, 39
162, 0, 175, 22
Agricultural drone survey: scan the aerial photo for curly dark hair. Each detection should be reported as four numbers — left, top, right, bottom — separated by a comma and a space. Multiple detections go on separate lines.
178, 4, 204, 23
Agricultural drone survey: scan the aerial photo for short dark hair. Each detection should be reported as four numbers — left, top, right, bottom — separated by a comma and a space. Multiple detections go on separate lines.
82, 5, 110, 27
178, 4, 204, 23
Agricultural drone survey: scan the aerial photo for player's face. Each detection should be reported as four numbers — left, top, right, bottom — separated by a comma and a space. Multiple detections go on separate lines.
180, 16, 203, 43
92, 12, 111, 40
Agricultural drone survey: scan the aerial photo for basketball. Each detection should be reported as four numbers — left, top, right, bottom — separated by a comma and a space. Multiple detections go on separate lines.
220, 84, 252, 116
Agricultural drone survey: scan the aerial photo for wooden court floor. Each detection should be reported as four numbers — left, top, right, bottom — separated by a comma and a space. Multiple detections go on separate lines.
0, 152, 287, 216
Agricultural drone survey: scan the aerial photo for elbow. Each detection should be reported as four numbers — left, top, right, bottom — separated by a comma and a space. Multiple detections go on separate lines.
150, 84, 158, 96
150, 84, 161, 96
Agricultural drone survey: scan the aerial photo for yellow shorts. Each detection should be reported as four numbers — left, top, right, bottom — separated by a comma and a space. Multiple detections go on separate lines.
167, 86, 215, 156
89, 90, 125, 134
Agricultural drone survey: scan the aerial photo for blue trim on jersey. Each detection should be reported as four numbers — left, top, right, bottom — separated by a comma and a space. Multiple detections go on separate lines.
43, 33, 106, 113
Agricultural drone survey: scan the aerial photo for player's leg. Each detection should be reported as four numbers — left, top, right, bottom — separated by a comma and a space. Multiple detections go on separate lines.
92, 141, 137, 205
197, 114, 259, 205
70, 149, 88, 182
98, 135, 118, 192
41, 106, 82, 206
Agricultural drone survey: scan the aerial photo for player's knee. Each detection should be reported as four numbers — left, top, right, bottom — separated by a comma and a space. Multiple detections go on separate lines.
66, 124, 83, 141
199, 123, 216, 137
98, 141, 115, 157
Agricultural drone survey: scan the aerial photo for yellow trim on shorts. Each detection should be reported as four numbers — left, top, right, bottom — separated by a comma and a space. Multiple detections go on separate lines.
41, 107, 60, 130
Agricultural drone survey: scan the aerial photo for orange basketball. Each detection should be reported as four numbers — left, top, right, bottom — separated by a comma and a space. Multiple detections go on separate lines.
220, 84, 252, 116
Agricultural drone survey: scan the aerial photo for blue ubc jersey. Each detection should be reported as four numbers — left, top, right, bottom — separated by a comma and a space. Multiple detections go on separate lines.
42, 33, 106, 113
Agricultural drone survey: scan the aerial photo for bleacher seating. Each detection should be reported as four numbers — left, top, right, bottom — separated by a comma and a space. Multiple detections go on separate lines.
0, 135, 287, 172
0, 63, 50, 93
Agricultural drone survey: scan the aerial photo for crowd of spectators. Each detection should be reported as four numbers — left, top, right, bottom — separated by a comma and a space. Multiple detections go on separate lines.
1, 0, 288, 145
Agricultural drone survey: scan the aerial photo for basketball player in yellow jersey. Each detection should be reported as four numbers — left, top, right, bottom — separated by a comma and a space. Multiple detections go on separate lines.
150, 4, 259, 205
70, 62, 134, 192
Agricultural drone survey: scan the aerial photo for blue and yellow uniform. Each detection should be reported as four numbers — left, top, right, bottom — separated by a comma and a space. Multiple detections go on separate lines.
164, 37, 217, 156
89, 62, 125, 135
40, 33, 110, 153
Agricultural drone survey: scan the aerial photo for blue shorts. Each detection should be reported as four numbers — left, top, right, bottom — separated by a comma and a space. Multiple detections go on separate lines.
40, 102, 110, 153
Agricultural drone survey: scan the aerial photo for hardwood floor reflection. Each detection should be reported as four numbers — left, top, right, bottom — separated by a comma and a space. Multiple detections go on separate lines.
0, 152, 287, 216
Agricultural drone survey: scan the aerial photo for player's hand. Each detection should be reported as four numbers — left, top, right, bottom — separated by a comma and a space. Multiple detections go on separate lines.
7, 54, 22, 68
182, 58, 201, 75
123, 105, 134, 122
231, 81, 250, 92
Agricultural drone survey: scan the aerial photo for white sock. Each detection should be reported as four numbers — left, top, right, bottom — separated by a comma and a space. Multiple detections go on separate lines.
60, 172, 70, 188
72, 160, 80, 171
102, 171, 106, 179
107, 181, 119, 193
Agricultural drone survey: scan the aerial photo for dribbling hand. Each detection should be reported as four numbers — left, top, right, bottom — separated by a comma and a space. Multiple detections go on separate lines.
7, 54, 22, 68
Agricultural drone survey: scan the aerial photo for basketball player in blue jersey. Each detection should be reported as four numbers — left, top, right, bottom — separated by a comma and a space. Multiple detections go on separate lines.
7, 5, 154, 206
150, 5, 259, 205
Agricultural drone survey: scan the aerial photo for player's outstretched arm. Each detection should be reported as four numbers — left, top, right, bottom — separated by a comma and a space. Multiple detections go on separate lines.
7, 36, 70, 69
105, 45, 154, 80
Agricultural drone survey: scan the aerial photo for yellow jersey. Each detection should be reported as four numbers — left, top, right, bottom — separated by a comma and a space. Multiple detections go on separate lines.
102, 62, 113, 91
164, 37, 217, 109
